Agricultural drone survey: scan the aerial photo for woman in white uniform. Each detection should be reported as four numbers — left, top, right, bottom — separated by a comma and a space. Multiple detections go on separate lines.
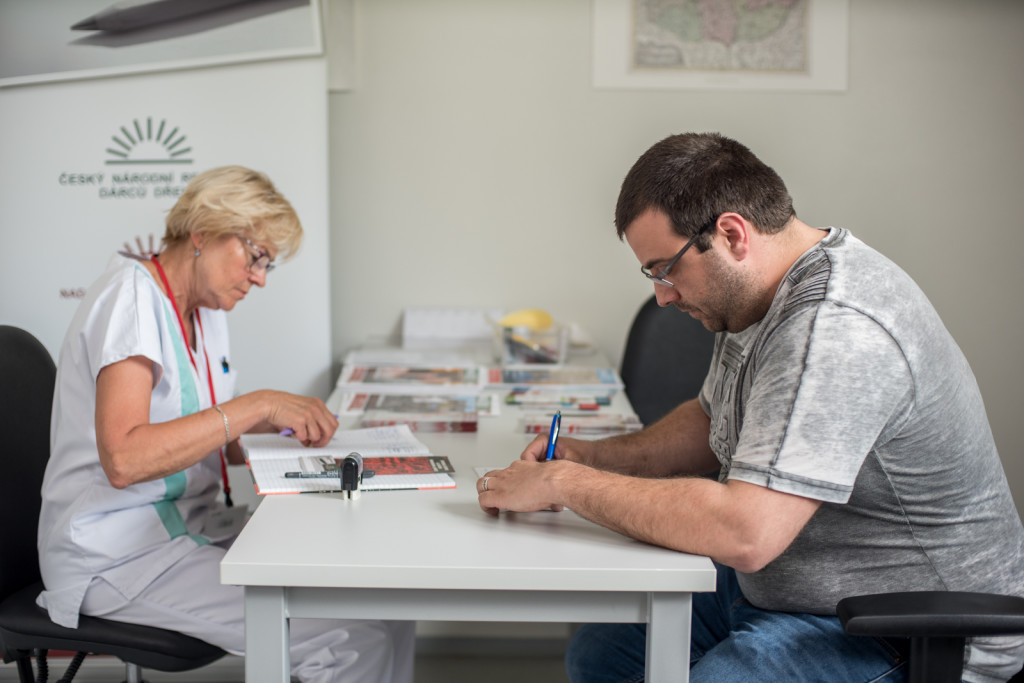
37, 166, 414, 683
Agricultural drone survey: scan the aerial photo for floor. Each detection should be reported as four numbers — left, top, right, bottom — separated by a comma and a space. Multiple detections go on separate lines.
0, 642, 570, 682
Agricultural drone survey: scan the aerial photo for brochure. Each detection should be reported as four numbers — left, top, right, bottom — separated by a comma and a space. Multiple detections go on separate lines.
504, 387, 612, 411
341, 393, 481, 431
334, 365, 486, 395
486, 366, 623, 390
519, 412, 642, 437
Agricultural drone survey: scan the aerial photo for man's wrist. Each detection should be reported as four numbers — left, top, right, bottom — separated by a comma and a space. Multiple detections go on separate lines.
546, 458, 583, 507
570, 437, 607, 469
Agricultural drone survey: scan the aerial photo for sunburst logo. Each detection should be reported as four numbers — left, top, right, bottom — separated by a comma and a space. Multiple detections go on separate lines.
105, 117, 193, 165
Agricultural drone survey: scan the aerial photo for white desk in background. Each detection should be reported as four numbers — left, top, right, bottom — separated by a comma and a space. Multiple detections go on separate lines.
220, 366, 716, 683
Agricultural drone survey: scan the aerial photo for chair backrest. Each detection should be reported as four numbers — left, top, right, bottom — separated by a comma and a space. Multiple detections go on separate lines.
620, 295, 716, 425
0, 326, 56, 601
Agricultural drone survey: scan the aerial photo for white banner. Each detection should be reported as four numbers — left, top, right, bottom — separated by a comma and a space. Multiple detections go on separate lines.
0, 57, 332, 398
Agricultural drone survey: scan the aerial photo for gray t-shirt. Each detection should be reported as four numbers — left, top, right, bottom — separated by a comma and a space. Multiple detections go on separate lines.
699, 228, 1024, 682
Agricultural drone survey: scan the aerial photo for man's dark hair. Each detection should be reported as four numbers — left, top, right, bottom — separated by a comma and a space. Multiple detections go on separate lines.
614, 132, 796, 250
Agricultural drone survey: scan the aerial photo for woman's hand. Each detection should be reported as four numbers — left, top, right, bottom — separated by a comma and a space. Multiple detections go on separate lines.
259, 390, 338, 447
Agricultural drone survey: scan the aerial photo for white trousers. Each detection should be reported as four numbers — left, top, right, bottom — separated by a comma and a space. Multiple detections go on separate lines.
81, 544, 414, 683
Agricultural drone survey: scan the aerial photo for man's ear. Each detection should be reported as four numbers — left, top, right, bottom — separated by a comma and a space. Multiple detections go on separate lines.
716, 213, 751, 261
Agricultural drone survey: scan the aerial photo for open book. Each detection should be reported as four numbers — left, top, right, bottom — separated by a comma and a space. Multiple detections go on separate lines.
240, 425, 457, 494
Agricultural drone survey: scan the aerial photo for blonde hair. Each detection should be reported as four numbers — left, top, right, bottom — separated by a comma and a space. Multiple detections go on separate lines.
164, 166, 302, 260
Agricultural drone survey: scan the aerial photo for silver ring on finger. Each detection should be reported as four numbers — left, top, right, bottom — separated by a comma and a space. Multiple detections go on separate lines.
481, 477, 491, 492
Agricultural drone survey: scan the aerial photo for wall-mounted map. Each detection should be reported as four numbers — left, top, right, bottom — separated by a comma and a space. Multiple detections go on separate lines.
633, 0, 807, 73
593, 0, 847, 91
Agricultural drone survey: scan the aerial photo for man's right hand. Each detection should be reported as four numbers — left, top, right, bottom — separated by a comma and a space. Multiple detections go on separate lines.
520, 433, 594, 464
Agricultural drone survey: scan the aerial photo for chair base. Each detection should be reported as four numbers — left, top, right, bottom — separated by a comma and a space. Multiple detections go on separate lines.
0, 582, 225, 678
5, 648, 147, 683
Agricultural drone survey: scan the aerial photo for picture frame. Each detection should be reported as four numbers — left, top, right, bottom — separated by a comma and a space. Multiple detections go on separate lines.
0, 0, 323, 89
592, 0, 848, 91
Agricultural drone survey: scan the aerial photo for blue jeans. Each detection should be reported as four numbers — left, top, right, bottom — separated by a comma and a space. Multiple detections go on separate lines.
565, 563, 908, 683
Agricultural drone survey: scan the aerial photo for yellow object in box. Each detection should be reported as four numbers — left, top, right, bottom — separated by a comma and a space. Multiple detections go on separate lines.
497, 309, 553, 332
492, 309, 567, 364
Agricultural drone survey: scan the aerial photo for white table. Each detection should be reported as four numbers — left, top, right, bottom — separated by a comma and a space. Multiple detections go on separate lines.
221, 379, 716, 682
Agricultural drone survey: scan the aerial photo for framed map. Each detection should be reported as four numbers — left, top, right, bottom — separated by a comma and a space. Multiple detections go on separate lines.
593, 0, 847, 91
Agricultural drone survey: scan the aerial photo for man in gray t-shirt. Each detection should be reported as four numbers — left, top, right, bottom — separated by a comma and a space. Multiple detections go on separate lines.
476, 132, 1024, 682
701, 226, 1024, 680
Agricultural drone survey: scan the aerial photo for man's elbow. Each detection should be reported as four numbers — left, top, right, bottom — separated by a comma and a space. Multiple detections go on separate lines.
719, 536, 781, 574
727, 552, 772, 575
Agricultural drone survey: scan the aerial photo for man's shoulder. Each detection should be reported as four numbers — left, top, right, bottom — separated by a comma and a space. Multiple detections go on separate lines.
783, 229, 929, 321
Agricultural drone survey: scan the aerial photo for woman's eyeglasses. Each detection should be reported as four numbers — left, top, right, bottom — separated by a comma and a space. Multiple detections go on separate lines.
239, 235, 275, 275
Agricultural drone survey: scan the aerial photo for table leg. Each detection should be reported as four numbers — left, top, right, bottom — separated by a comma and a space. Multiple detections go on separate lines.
245, 586, 291, 683
646, 592, 692, 683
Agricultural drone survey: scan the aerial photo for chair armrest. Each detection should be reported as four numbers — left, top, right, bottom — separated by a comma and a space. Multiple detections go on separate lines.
837, 591, 1024, 638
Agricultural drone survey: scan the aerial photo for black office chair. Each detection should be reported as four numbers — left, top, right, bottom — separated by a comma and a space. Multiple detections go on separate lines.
0, 325, 227, 683
837, 591, 1024, 683
620, 294, 716, 425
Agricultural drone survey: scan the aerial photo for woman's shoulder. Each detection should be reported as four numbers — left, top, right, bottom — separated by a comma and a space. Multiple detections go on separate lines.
58, 255, 169, 377
72, 255, 167, 341
91, 254, 162, 303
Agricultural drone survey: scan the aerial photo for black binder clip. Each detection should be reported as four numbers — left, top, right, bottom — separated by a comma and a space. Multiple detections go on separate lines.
340, 452, 363, 500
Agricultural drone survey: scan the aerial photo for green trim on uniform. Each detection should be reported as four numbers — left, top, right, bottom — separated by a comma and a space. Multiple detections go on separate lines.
144, 266, 204, 540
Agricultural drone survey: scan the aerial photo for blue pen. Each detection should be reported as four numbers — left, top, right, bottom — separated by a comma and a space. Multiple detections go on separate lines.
545, 411, 561, 461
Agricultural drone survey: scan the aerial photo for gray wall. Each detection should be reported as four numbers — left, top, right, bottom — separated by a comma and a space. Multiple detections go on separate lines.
327, 0, 1024, 512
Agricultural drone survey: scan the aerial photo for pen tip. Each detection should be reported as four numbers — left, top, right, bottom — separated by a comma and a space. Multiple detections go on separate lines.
71, 20, 99, 30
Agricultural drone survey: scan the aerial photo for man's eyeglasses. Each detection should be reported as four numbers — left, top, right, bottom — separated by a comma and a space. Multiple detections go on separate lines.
639, 217, 717, 287
239, 235, 275, 275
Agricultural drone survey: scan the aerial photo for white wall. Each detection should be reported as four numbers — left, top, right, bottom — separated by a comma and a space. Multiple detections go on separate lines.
327, 0, 1024, 510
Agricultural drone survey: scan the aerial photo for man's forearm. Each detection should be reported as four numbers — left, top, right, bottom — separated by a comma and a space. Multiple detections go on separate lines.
578, 398, 718, 477
548, 463, 820, 571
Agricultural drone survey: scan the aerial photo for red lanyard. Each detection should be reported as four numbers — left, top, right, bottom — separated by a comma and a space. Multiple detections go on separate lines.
151, 255, 233, 507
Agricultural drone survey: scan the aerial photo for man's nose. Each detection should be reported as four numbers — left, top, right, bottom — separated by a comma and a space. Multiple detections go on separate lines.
653, 284, 679, 307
